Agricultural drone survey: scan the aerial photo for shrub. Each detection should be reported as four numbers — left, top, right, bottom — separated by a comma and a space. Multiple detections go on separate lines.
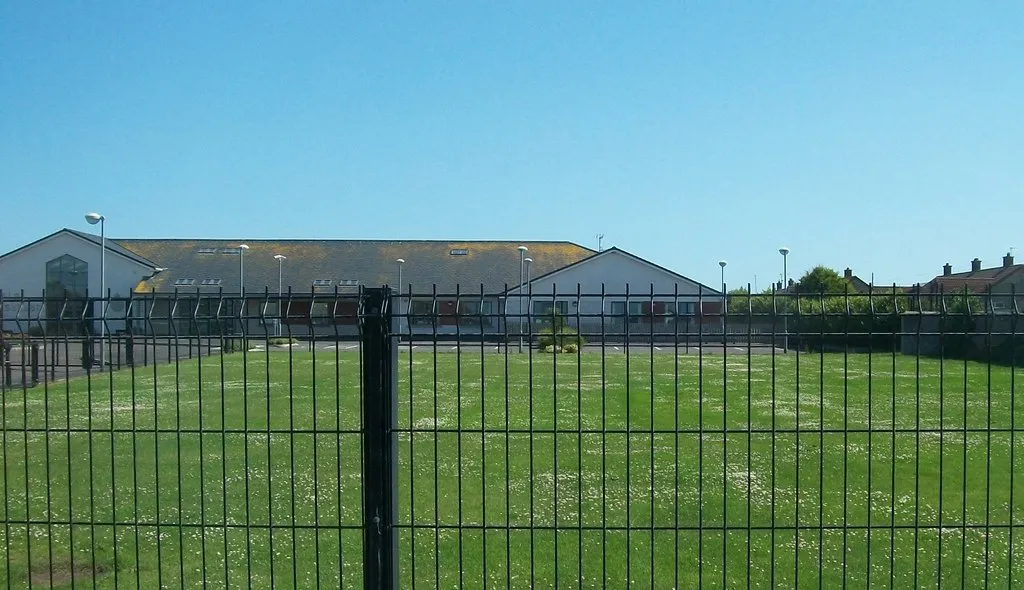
269, 337, 298, 346
536, 310, 585, 349
563, 342, 579, 354
541, 344, 559, 354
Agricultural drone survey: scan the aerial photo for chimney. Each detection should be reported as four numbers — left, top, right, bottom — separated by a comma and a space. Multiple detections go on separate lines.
943, 263, 952, 276
788, 278, 795, 287
1004, 252, 1015, 268
971, 258, 982, 272
844, 268, 853, 280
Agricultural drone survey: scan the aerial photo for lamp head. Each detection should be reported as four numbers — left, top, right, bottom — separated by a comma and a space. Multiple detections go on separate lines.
779, 247, 790, 256
274, 254, 286, 261
524, 257, 533, 264
238, 244, 249, 251
718, 260, 727, 268
85, 212, 104, 225
396, 258, 405, 264
517, 246, 528, 253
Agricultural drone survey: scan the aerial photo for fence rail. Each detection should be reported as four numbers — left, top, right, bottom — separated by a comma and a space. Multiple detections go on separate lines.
0, 288, 1021, 588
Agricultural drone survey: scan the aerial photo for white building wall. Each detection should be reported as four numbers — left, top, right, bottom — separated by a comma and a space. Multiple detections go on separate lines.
0, 232, 154, 333
505, 250, 723, 338
510, 250, 716, 310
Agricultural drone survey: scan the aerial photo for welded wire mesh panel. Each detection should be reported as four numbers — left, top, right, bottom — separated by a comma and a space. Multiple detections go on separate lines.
392, 285, 1024, 589
0, 290, 367, 589
1, 285, 1022, 588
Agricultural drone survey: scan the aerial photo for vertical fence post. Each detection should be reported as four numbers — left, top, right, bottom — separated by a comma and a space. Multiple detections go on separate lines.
360, 287, 397, 590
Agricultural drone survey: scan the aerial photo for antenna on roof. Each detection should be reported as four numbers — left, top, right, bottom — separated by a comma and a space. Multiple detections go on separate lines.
596, 234, 604, 252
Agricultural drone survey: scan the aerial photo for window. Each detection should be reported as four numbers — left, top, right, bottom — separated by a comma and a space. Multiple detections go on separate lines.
460, 300, 494, 315
45, 255, 89, 299
44, 254, 89, 334
450, 249, 469, 256
610, 301, 626, 319
197, 247, 217, 254
200, 278, 222, 286
174, 278, 196, 286
312, 279, 333, 287
532, 300, 569, 316
410, 300, 435, 326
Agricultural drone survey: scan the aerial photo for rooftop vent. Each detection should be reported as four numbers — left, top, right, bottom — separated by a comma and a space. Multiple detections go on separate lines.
197, 247, 217, 254
174, 278, 196, 286
220, 248, 241, 255
450, 249, 469, 256
200, 278, 222, 286
312, 279, 333, 287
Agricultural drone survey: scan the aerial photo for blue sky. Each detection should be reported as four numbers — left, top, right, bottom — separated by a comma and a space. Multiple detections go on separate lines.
2, 2, 1021, 290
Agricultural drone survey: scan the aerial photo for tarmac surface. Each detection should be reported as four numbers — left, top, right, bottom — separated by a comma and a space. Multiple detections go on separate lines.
1, 337, 782, 388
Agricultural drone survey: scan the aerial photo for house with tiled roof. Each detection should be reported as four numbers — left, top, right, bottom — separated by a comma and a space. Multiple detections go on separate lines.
1, 228, 720, 338
915, 253, 1024, 311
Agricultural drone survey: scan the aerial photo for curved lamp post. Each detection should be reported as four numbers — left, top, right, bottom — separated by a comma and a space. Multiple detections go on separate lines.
85, 212, 105, 370
274, 254, 286, 336
779, 247, 790, 353
719, 260, 727, 333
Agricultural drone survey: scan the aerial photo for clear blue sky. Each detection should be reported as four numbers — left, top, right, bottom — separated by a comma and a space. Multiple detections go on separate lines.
2, 2, 1021, 290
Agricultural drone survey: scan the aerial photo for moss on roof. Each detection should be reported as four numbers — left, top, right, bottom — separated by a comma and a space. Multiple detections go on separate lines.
116, 239, 593, 294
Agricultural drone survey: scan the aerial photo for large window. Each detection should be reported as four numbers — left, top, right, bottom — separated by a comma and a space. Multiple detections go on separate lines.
46, 254, 89, 299
44, 254, 89, 332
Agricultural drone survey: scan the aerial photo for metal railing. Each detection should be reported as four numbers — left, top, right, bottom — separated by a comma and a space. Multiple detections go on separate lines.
0, 286, 1020, 588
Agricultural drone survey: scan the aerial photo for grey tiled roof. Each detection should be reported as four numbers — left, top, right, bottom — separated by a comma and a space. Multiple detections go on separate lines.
115, 238, 594, 294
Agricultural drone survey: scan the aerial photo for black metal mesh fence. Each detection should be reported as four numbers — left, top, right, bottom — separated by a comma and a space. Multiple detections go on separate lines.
0, 287, 1020, 588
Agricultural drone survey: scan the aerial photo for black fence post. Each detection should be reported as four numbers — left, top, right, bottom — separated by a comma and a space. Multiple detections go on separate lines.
30, 344, 39, 386
125, 334, 134, 366
360, 287, 397, 590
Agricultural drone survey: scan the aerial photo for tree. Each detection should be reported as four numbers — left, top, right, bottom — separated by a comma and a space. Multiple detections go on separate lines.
795, 266, 848, 294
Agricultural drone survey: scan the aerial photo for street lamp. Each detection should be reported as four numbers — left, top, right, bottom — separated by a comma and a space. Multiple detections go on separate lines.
238, 244, 250, 293
85, 212, 105, 370
517, 246, 528, 353
274, 254, 286, 336
238, 244, 249, 339
718, 260, 727, 333
779, 247, 790, 353
396, 258, 405, 334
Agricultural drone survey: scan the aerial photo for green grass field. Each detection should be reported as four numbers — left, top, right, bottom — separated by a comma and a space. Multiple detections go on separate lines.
0, 347, 1022, 588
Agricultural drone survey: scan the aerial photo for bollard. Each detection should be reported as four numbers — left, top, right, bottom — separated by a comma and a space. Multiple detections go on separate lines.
2, 342, 10, 389
31, 344, 39, 386
50, 337, 57, 379
81, 338, 93, 371
126, 335, 134, 366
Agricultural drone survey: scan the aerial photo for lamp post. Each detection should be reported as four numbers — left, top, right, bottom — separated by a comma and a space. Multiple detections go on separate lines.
779, 247, 790, 353
238, 244, 249, 338
517, 246, 528, 352
396, 258, 405, 334
718, 260, 727, 334
274, 254, 286, 336
85, 212, 105, 370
